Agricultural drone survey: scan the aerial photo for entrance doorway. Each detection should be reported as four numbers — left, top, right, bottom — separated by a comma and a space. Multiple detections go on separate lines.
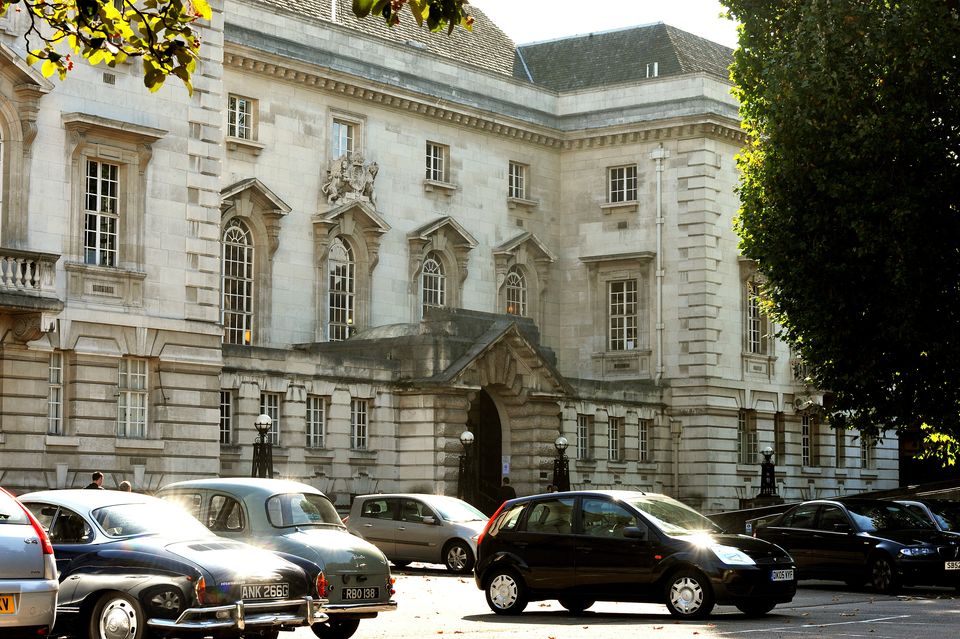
465, 389, 503, 514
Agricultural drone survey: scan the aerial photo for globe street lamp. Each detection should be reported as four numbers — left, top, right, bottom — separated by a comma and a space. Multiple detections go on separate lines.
759, 445, 777, 497
251, 413, 274, 479
552, 435, 570, 492
458, 430, 475, 503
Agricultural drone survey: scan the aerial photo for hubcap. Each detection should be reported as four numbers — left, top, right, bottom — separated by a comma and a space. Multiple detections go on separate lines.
448, 546, 468, 570
489, 574, 518, 609
670, 577, 703, 615
99, 598, 138, 639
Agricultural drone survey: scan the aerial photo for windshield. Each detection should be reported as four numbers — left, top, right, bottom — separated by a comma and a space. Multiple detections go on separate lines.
93, 501, 215, 539
929, 502, 960, 532
845, 501, 935, 533
266, 492, 343, 528
430, 497, 487, 522
627, 495, 721, 535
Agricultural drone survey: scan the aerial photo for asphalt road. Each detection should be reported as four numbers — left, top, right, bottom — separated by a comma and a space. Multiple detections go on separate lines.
301, 563, 960, 639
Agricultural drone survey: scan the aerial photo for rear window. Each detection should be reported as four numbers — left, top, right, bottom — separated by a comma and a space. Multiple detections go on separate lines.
0, 490, 29, 525
487, 503, 525, 537
266, 492, 342, 528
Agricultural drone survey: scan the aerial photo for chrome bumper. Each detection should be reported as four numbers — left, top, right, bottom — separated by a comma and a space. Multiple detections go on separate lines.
322, 599, 398, 615
147, 596, 327, 632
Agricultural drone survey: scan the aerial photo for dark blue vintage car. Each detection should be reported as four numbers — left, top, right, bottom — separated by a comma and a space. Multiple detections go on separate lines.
21, 489, 328, 639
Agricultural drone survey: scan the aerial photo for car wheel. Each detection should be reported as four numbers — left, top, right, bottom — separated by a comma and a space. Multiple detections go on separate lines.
391, 560, 411, 569
443, 540, 475, 574
558, 598, 595, 614
663, 569, 715, 619
88, 592, 144, 639
484, 568, 528, 615
310, 618, 361, 639
871, 555, 900, 594
735, 601, 777, 617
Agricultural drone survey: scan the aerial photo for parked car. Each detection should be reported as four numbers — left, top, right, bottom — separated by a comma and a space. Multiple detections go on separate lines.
896, 499, 960, 536
347, 493, 488, 573
157, 478, 396, 639
753, 498, 960, 593
20, 489, 327, 639
474, 490, 796, 619
0, 487, 59, 638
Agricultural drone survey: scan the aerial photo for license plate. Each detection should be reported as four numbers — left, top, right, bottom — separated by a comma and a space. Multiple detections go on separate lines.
342, 587, 379, 600
0, 594, 15, 614
946, 561, 960, 571
771, 569, 794, 582
241, 583, 289, 599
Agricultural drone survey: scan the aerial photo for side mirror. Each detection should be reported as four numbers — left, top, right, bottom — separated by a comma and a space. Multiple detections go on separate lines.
622, 526, 648, 541
422, 516, 436, 525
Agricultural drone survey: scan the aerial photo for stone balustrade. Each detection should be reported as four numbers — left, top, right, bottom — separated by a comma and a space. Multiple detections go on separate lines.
0, 248, 59, 294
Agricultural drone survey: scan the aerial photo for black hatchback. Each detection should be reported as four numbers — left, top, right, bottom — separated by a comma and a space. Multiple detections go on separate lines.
473, 490, 796, 619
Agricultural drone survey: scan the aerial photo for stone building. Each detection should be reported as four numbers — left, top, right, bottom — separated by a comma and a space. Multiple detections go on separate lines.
0, 1, 898, 512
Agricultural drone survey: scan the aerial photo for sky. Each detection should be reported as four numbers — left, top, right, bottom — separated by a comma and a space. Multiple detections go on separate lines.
468, 0, 740, 48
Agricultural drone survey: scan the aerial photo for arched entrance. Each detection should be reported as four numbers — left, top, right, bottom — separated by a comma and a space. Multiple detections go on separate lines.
465, 389, 503, 514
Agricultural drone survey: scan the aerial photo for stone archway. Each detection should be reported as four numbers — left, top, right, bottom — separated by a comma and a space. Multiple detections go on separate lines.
465, 388, 504, 514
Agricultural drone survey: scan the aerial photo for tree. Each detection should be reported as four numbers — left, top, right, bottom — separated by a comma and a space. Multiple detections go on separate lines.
0, 0, 471, 93
725, 0, 960, 465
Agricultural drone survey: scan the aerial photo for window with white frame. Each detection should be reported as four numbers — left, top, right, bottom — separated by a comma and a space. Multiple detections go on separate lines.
737, 409, 758, 464
307, 395, 326, 448
608, 416, 624, 461
259, 392, 281, 446
504, 266, 526, 316
608, 165, 637, 203
331, 118, 356, 160
421, 252, 446, 314
48, 352, 64, 435
639, 418, 651, 462
576, 413, 593, 461
425, 142, 448, 182
351, 398, 368, 450
835, 426, 846, 468
860, 432, 875, 469
227, 94, 255, 140
646, 62, 659, 78
745, 274, 769, 354
84, 159, 119, 267
608, 279, 638, 351
328, 237, 355, 341
219, 391, 232, 444
508, 161, 527, 199
117, 358, 148, 438
802, 412, 819, 466
222, 218, 254, 345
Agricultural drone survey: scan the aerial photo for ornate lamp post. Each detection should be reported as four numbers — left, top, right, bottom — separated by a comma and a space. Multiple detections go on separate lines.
759, 445, 777, 497
251, 413, 274, 479
552, 435, 570, 492
457, 430, 475, 502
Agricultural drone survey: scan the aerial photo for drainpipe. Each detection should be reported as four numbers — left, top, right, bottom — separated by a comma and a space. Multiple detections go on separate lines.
650, 144, 669, 386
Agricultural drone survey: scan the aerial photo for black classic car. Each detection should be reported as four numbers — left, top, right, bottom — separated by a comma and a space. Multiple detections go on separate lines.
20, 489, 328, 639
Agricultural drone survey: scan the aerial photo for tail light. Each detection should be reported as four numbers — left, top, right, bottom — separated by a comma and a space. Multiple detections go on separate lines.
387, 575, 396, 596
194, 576, 206, 605
476, 503, 505, 549
9, 491, 57, 581
316, 571, 329, 597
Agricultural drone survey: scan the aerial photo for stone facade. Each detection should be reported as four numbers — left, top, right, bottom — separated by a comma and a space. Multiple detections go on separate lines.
0, 1, 898, 512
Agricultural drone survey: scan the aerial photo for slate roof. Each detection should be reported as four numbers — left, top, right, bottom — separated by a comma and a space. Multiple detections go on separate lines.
514, 22, 734, 91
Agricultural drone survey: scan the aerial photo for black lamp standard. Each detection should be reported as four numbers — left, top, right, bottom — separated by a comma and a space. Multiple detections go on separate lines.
759, 446, 777, 497
251, 413, 274, 478
552, 435, 570, 492
457, 430, 474, 502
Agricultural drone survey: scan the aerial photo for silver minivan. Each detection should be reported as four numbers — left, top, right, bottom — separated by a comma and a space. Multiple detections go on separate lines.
0, 487, 59, 638
347, 494, 488, 573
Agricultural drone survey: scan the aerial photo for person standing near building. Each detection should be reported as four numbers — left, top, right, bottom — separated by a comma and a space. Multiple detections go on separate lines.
118, 480, 132, 492
85, 471, 104, 489
500, 476, 517, 502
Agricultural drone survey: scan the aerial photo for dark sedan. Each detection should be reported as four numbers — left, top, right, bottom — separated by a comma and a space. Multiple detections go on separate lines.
753, 498, 960, 593
20, 489, 327, 639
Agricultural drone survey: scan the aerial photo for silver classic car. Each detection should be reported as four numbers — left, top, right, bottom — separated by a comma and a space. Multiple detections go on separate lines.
157, 478, 396, 639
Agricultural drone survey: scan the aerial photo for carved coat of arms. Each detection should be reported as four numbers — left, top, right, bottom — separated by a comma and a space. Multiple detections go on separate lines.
322, 153, 379, 206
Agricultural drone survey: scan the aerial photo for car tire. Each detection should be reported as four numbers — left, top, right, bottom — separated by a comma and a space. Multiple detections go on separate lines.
663, 569, 715, 619
870, 555, 900, 594
391, 560, 411, 569
88, 592, 144, 639
558, 598, 595, 614
443, 540, 475, 574
310, 618, 361, 639
735, 601, 777, 617
484, 568, 528, 615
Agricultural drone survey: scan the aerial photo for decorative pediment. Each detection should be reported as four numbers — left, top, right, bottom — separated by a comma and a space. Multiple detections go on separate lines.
312, 199, 390, 269
221, 178, 291, 256
407, 216, 477, 288
493, 231, 555, 287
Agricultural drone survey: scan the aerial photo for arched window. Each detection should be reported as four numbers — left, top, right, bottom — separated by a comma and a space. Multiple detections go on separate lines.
222, 219, 254, 345
421, 252, 446, 315
328, 237, 355, 341
505, 266, 526, 316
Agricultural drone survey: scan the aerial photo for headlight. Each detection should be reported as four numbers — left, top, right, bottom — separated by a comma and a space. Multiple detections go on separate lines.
711, 545, 756, 566
900, 546, 937, 558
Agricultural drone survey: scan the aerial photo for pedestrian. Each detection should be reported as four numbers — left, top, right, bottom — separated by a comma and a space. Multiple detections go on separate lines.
118, 480, 132, 492
500, 476, 517, 502
85, 471, 104, 489
546, 483, 557, 493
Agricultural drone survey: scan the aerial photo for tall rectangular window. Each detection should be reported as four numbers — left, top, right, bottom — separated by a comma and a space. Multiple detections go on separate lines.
508, 162, 527, 199
835, 427, 846, 468
307, 395, 326, 448
802, 413, 819, 467
117, 358, 147, 438
774, 411, 786, 461
48, 352, 64, 435
576, 414, 593, 461
608, 416, 623, 462
227, 95, 254, 140
332, 118, 356, 159
608, 279, 638, 351
639, 418, 651, 462
860, 433, 875, 469
84, 160, 119, 267
425, 142, 448, 182
219, 391, 232, 444
737, 409, 758, 464
259, 392, 281, 446
608, 165, 637, 203
351, 399, 368, 450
